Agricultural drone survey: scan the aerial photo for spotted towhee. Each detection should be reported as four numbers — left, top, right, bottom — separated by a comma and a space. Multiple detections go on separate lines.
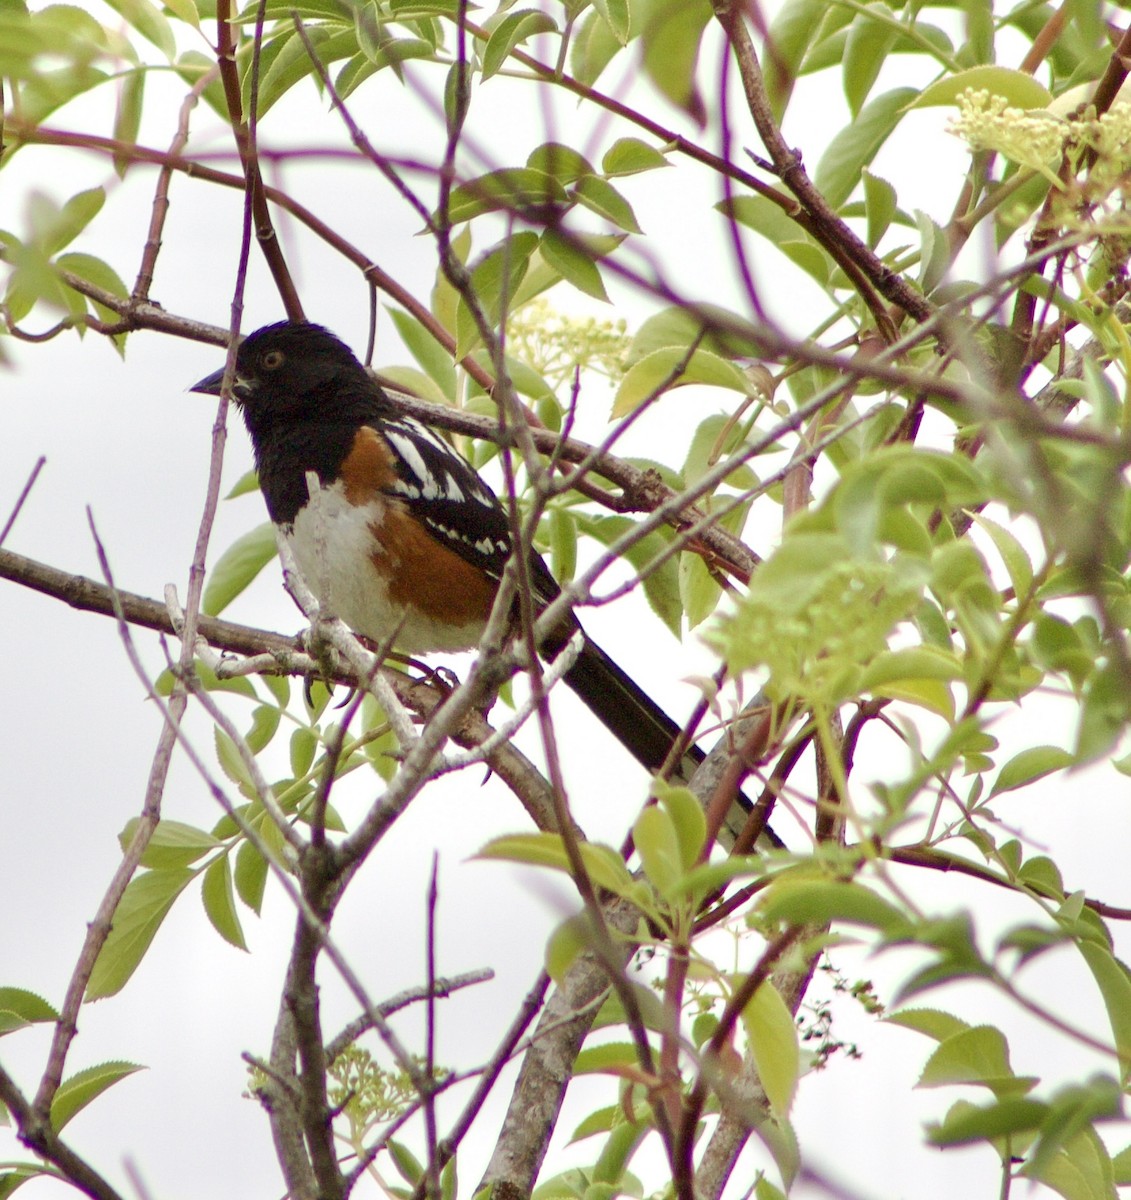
191, 320, 710, 784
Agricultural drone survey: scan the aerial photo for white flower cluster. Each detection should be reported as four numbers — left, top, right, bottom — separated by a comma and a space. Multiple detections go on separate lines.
948, 88, 1069, 184
949, 87, 1131, 196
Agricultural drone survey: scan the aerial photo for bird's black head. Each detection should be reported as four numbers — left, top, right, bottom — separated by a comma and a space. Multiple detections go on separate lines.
190, 321, 372, 426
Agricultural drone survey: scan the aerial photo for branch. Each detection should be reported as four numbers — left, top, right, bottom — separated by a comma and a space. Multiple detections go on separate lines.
0, 1066, 125, 1200
0, 545, 562, 828
478, 896, 644, 1198
711, 0, 931, 328
696, 937, 821, 1200
30, 520, 168, 1119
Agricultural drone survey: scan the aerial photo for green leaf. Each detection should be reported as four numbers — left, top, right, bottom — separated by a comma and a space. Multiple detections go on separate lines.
568, 1103, 618, 1143
388, 1139, 424, 1185
679, 549, 722, 629
857, 645, 958, 717
989, 746, 1075, 797
843, 4, 898, 116
762, 0, 827, 119
1076, 662, 1131, 763
204, 522, 277, 616
539, 228, 608, 301
87, 870, 194, 998
103, 0, 175, 55
46, 187, 105, 255
998, 922, 1066, 964
575, 1042, 640, 1073
546, 506, 577, 586
683, 413, 758, 490
1112, 1143, 1131, 1186
912, 66, 1053, 110
225, 468, 260, 498
628, 303, 760, 362
591, 1115, 648, 1185
759, 878, 910, 933
245, 705, 282, 754
928, 1095, 1049, 1145
885, 1008, 969, 1043
1024, 1090, 1122, 1192
1018, 855, 1065, 899
249, 27, 359, 117
1078, 942, 1131, 1084
353, 24, 435, 76
545, 914, 588, 984
387, 307, 456, 399
440, 1158, 456, 1200
202, 856, 248, 950
612, 347, 751, 417
918, 1025, 1034, 1095
968, 511, 1034, 598
0, 1165, 44, 1198
290, 726, 317, 777
591, 984, 668, 1035
894, 915, 992, 1002
112, 69, 144, 178
234, 840, 269, 913
859, 645, 963, 690
120, 818, 221, 870
162, 0, 200, 28
3, 237, 70, 321
215, 728, 255, 794
50, 1062, 145, 1132
481, 9, 557, 79
444, 168, 569, 225
569, 6, 623, 88
862, 170, 897, 248
655, 782, 706, 868
633, 805, 682, 896
478, 834, 638, 899
602, 137, 669, 177
378, 365, 449, 405
0, 988, 58, 1037
526, 141, 593, 184
1029, 1133, 1115, 1200
388, 0, 463, 14
915, 208, 949, 293
186, 659, 258, 698
455, 232, 539, 356
740, 980, 799, 1117
172, 49, 226, 115
577, 513, 683, 638
672, 855, 767, 899
718, 195, 832, 285
640, 0, 710, 123
571, 174, 642, 232
55, 250, 128, 350
591, 0, 629, 45
814, 87, 919, 208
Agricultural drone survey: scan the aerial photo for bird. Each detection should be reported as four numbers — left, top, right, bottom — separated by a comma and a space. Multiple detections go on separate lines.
191, 320, 717, 793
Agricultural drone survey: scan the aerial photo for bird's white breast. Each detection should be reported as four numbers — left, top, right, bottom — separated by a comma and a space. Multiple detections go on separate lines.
287, 480, 485, 654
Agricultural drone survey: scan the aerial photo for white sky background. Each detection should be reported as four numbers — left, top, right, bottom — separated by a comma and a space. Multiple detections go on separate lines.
2, 4, 1130, 1199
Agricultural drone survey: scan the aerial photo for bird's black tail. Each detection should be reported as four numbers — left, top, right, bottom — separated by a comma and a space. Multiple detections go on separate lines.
552, 633, 765, 849
563, 634, 706, 782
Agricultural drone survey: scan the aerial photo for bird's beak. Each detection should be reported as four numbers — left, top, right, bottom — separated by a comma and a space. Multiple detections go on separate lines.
189, 366, 228, 396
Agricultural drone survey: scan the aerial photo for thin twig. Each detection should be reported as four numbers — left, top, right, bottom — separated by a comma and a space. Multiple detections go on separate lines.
0, 455, 45, 547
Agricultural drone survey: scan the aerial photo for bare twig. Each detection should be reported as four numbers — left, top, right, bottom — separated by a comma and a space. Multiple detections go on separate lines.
0, 455, 45, 547
31, 517, 169, 1118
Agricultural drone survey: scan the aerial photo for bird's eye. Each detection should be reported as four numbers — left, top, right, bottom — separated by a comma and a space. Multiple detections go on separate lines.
262, 349, 285, 370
